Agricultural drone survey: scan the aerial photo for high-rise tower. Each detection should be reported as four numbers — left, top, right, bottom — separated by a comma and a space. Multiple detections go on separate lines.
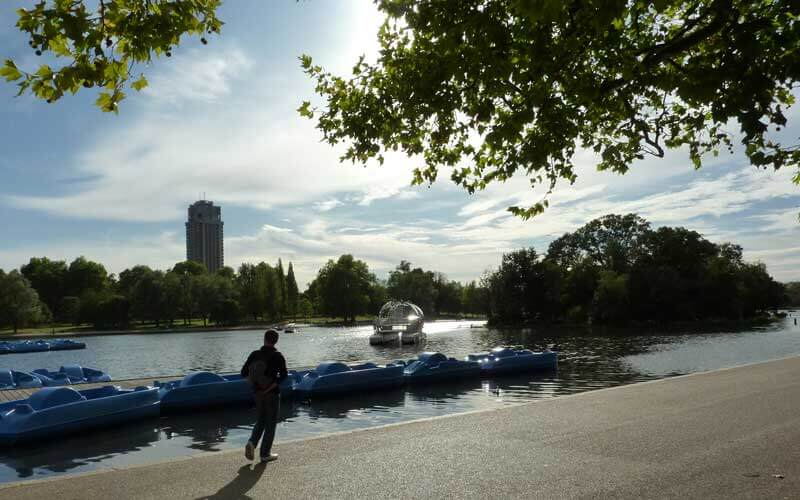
185, 200, 224, 273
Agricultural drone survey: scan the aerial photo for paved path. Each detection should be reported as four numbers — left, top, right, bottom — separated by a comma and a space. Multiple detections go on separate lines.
4, 357, 800, 499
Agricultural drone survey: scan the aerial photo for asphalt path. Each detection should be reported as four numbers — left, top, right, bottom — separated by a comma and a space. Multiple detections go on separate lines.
3, 356, 800, 499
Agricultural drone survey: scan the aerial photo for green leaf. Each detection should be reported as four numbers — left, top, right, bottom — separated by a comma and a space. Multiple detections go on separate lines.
131, 74, 148, 91
297, 101, 313, 118
0, 60, 22, 81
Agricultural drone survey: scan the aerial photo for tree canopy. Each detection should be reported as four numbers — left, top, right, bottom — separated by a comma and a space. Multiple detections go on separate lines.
1, 0, 221, 112
300, 0, 800, 217
3, 1, 797, 215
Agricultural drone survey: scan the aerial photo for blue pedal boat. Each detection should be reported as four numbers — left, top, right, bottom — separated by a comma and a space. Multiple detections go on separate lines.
402, 352, 481, 383
156, 372, 254, 412
466, 348, 558, 375
0, 370, 43, 390
48, 339, 86, 351
60, 365, 111, 383
0, 385, 160, 446
33, 365, 111, 385
293, 361, 404, 399
8, 341, 50, 354
0, 343, 11, 355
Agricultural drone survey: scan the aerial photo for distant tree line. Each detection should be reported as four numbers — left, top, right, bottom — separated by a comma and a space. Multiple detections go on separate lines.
0, 253, 486, 332
483, 214, 788, 325
0, 213, 790, 332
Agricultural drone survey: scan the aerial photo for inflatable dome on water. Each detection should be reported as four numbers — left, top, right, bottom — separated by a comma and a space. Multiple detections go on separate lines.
370, 301, 425, 345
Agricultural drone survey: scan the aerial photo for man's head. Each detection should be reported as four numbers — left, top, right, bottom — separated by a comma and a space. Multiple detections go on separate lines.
264, 329, 279, 346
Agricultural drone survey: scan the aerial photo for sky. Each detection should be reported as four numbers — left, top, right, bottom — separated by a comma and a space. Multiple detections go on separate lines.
0, 1, 798, 288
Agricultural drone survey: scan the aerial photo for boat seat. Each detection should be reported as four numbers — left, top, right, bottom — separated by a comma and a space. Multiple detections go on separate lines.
27, 387, 86, 411
315, 362, 351, 376
418, 352, 447, 365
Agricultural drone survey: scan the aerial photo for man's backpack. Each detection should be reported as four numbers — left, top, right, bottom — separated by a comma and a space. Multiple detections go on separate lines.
246, 358, 275, 392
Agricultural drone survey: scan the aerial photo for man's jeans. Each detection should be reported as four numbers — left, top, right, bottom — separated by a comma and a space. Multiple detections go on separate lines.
249, 391, 280, 458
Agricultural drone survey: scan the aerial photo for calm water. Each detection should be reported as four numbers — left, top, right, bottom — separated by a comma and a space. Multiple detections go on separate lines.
1, 313, 799, 482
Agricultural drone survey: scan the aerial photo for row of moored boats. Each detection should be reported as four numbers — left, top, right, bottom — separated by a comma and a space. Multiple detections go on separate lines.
0, 347, 556, 446
1, 365, 111, 390
0, 339, 86, 354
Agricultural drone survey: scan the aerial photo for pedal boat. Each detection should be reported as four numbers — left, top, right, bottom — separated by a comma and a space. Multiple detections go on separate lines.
466, 347, 558, 374
293, 361, 404, 399
402, 352, 481, 383
0, 370, 43, 390
48, 339, 87, 351
0, 385, 160, 446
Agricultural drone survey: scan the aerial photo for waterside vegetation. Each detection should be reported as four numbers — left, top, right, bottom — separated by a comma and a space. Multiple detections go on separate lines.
0, 214, 790, 334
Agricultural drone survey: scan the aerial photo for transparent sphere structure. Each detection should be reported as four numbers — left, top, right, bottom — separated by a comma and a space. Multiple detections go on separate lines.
376, 301, 425, 332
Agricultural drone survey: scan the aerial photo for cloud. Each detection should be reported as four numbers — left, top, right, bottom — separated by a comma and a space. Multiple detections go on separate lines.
141, 47, 253, 105
313, 199, 343, 212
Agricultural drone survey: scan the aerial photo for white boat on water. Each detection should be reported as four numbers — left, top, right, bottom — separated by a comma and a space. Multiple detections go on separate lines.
370, 301, 426, 345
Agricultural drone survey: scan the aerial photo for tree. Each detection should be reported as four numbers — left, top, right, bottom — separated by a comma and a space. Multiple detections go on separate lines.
547, 214, 651, 273
275, 259, 287, 318
66, 256, 109, 297
787, 282, 800, 307
236, 263, 262, 321
20, 257, 67, 320
0, 270, 45, 333
172, 260, 208, 276
300, 1, 800, 217
386, 261, 437, 314
2, 1, 222, 112
286, 262, 299, 321
314, 255, 376, 323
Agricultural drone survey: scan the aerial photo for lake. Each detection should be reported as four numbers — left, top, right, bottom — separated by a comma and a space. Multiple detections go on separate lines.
1, 312, 799, 483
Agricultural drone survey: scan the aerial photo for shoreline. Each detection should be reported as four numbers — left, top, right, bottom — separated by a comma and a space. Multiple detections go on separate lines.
0, 316, 489, 340
3, 355, 799, 498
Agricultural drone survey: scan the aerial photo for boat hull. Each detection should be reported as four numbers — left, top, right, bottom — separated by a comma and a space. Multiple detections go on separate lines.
293, 363, 404, 399
0, 386, 160, 446
467, 349, 558, 374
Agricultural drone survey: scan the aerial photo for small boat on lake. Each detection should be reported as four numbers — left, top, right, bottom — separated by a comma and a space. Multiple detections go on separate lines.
31, 369, 72, 386
48, 339, 86, 351
0, 370, 43, 390
293, 361, 405, 398
466, 347, 557, 375
401, 352, 481, 383
0, 385, 160, 446
5, 340, 50, 354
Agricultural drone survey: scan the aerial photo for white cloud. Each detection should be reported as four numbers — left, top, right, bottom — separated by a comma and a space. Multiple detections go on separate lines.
313, 199, 343, 212
141, 47, 253, 105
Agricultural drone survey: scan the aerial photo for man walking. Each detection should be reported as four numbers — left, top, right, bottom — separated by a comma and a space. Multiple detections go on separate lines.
241, 328, 287, 463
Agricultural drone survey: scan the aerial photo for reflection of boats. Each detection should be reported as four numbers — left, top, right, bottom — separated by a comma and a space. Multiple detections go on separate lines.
293, 362, 405, 399
0, 418, 160, 479
0, 370, 43, 390
0, 385, 160, 446
466, 347, 558, 375
401, 352, 481, 384
370, 301, 426, 345
297, 387, 406, 420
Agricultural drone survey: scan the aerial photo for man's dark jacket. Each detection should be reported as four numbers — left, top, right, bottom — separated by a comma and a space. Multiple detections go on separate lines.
241, 345, 287, 394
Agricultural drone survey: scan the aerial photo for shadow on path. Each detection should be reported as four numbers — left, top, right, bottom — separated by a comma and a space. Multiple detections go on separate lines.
196, 463, 267, 500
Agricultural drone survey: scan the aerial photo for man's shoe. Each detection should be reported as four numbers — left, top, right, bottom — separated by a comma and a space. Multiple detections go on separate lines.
245, 441, 255, 461
260, 454, 278, 463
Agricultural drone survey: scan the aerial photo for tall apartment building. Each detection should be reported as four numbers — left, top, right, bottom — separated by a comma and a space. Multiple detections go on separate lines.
185, 200, 224, 273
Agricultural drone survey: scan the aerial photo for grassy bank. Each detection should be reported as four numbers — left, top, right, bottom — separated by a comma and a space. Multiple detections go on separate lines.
1, 314, 488, 339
